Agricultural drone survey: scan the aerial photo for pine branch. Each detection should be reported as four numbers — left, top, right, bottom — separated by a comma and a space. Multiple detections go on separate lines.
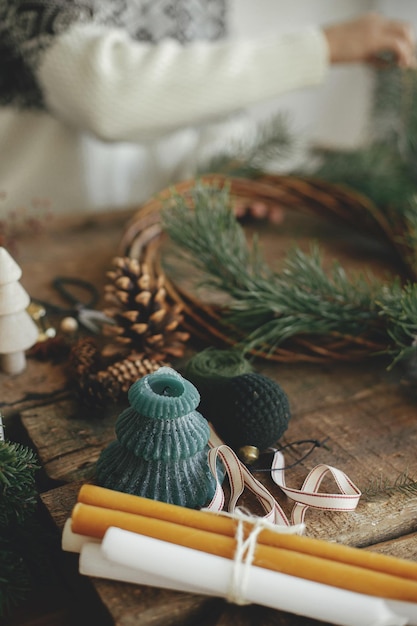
308, 67, 417, 275
362, 469, 417, 501
0, 441, 40, 526
164, 182, 265, 294
377, 282, 417, 365
0, 440, 41, 618
161, 182, 417, 362
197, 113, 294, 178
310, 143, 415, 219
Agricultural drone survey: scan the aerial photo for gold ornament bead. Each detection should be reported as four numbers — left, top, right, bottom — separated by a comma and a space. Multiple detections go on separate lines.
27, 302, 56, 341
27, 302, 46, 321
238, 445, 260, 465
60, 316, 79, 334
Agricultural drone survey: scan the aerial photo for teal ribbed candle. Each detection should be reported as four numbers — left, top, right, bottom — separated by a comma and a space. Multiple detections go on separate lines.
96, 367, 222, 508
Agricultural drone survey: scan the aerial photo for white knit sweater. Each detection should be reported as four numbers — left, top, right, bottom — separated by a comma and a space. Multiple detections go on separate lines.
0, 1, 329, 215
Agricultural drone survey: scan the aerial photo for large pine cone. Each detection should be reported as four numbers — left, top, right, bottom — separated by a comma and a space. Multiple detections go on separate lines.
102, 257, 190, 361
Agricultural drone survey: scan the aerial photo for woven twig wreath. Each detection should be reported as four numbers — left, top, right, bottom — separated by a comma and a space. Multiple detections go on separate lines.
118, 174, 414, 364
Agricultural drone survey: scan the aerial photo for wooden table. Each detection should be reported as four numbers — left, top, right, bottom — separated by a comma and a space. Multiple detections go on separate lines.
3, 202, 417, 626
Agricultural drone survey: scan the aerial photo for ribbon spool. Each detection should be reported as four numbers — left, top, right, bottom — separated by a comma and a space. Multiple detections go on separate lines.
183, 348, 291, 463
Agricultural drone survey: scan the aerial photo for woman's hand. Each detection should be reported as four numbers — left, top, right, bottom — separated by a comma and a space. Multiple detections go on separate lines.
323, 12, 416, 68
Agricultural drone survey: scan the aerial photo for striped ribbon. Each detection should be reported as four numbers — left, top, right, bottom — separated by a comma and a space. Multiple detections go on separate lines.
207, 428, 361, 528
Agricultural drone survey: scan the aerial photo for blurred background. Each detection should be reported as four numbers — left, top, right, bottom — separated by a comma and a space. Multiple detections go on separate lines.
230, 0, 417, 153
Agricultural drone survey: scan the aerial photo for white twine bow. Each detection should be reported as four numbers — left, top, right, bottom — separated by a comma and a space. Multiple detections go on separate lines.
206, 426, 361, 528
228, 513, 276, 605
201, 507, 304, 605
227, 513, 262, 605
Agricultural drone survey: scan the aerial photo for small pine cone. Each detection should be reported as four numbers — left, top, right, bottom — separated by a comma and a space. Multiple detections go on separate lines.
101, 355, 169, 395
76, 371, 122, 407
77, 355, 169, 407
102, 256, 190, 360
69, 337, 102, 377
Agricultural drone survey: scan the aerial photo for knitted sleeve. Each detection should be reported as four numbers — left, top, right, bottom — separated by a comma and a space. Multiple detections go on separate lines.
38, 24, 329, 141
1, 0, 329, 142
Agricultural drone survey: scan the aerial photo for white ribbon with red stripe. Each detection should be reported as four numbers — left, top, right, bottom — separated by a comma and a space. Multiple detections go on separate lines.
271, 451, 362, 525
206, 427, 361, 529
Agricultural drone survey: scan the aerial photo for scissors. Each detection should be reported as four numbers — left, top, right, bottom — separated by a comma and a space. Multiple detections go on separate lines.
33, 276, 115, 334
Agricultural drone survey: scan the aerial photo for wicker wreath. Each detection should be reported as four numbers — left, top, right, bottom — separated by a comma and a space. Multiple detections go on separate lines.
118, 174, 413, 364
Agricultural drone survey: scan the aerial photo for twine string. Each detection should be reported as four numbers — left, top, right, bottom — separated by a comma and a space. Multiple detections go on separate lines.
201, 508, 303, 606
227, 512, 273, 605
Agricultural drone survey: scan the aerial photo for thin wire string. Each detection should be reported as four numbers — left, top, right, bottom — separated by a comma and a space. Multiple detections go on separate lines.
252, 437, 331, 472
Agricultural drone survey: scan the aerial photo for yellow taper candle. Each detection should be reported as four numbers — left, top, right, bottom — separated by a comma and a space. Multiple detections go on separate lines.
77, 484, 417, 583
71, 501, 417, 603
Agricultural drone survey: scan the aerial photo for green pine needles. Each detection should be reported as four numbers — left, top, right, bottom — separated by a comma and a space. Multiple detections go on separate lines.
198, 67, 417, 281
0, 436, 40, 617
362, 469, 417, 501
161, 68, 417, 366
161, 181, 417, 365
0, 441, 40, 526
198, 113, 294, 179
310, 67, 417, 270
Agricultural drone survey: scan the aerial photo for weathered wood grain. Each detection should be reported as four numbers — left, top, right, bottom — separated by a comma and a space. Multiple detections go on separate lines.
26, 352, 417, 548
20, 398, 120, 483
365, 532, 417, 560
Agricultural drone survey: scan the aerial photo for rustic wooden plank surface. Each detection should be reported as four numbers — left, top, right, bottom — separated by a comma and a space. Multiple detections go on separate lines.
7, 201, 417, 625
366, 532, 417, 560
24, 353, 417, 548
33, 353, 417, 626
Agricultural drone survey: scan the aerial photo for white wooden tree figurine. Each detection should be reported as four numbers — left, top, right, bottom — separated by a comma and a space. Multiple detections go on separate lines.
0, 247, 38, 374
